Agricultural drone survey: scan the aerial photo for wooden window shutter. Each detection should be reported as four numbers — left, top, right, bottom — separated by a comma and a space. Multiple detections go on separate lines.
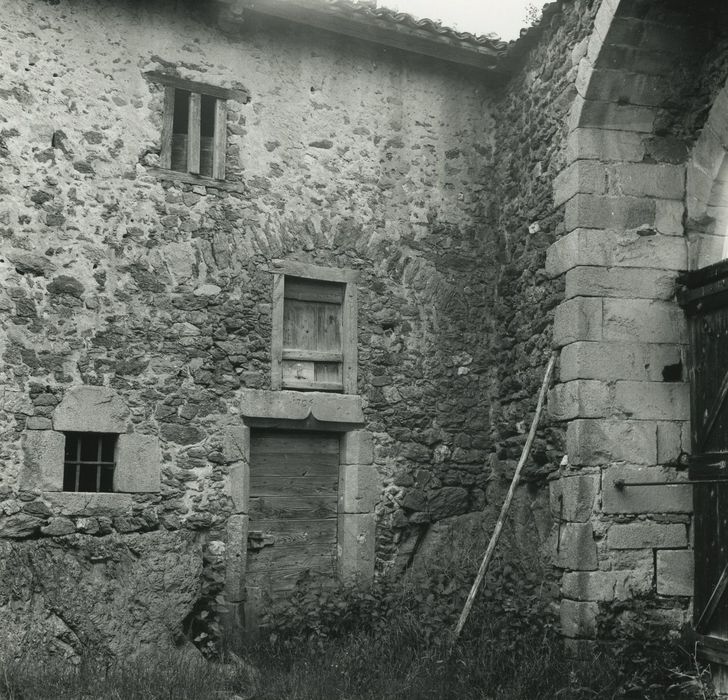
212, 99, 227, 180
281, 277, 345, 391
187, 92, 202, 175
159, 86, 175, 170
154, 78, 228, 181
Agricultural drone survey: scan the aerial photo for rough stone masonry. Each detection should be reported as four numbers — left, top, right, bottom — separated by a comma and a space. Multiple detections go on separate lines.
3, 0, 728, 666
0, 0, 554, 658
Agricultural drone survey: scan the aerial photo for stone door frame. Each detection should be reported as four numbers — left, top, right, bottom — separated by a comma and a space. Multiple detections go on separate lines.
223, 389, 376, 640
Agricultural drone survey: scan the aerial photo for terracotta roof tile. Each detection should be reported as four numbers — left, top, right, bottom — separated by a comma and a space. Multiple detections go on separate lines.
323, 0, 509, 54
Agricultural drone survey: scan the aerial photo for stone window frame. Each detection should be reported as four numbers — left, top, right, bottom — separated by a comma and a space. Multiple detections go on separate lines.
21, 386, 161, 502
144, 72, 248, 186
270, 260, 359, 394
223, 389, 377, 640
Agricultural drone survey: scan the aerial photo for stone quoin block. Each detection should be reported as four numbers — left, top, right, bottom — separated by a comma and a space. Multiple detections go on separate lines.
607, 522, 687, 550
567, 419, 657, 466
602, 466, 692, 514
222, 425, 250, 514
589, 0, 617, 50
569, 96, 656, 134
553, 160, 607, 207
225, 514, 249, 603
561, 568, 652, 602
656, 421, 690, 464
690, 235, 726, 272
228, 460, 250, 514
338, 513, 375, 587
545, 228, 687, 278
613, 381, 689, 421
639, 22, 705, 54
553, 297, 603, 347
550, 474, 599, 522
602, 299, 687, 344
690, 122, 725, 182
115, 434, 161, 493
656, 549, 693, 596
609, 163, 685, 200
53, 385, 130, 433
654, 199, 685, 236
564, 267, 677, 301
565, 127, 646, 164
559, 341, 683, 383
686, 162, 717, 222
596, 44, 684, 78
339, 463, 379, 514
21, 430, 65, 491
222, 425, 249, 464
340, 430, 374, 465
548, 380, 610, 421
564, 194, 656, 234
560, 599, 598, 639
706, 87, 728, 150
578, 69, 673, 108
557, 522, 598, 571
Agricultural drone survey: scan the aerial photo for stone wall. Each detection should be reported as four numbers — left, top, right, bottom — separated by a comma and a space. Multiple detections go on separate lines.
423, 0, 601, 571
0, 0, 510, 657
5, 0, 723, 660
546, 0, 728, 644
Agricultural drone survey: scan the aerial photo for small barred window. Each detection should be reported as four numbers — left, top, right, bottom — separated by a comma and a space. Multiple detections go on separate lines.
63, 432, 117, 493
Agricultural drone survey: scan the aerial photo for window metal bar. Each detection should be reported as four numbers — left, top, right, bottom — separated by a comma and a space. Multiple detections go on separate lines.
74, 437, 81, 492
96, 436, 102, 492
615, 478, 728, 489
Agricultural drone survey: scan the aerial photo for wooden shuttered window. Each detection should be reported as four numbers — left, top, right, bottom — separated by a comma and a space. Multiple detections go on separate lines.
155, 77, 227, 181
282, 277, 344, 391
271, 263, 358, 394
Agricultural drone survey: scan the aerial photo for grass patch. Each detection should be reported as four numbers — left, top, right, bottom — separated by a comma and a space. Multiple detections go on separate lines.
0, 604, 714, 700
0, 528, 716, 699
0, 650, 256, 700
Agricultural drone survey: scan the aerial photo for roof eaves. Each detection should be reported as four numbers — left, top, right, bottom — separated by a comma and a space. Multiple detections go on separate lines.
230, 0, 509, 72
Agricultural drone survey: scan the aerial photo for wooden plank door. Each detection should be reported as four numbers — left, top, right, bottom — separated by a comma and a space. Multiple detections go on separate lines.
246, 430, 340, 628
680, 262, 728, 655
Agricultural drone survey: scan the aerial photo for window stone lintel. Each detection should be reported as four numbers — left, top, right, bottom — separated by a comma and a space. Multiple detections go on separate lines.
240, 389, 364, 425
52, 386, 129, 434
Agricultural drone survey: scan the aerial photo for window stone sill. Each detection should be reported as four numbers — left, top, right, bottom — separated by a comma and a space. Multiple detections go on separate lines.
145, 167, 246, 193
44, 491, 133, 518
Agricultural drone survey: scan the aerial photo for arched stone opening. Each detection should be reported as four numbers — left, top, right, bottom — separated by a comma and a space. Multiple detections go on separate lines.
686, 82, 728, 269
547, 0, 728, 649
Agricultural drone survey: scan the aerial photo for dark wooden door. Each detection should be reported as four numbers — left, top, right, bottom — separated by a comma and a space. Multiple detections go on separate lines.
680, 261, 728, 658
246, 430, 340, 626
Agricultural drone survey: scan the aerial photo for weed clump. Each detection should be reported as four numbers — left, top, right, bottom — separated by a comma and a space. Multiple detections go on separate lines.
249, 528, 715, 700
0, 528, 716, 699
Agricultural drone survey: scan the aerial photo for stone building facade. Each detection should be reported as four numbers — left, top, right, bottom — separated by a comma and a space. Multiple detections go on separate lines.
2, 0, 728, 669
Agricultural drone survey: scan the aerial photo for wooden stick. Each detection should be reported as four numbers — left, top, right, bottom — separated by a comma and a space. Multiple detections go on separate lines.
451, 351, 557, 645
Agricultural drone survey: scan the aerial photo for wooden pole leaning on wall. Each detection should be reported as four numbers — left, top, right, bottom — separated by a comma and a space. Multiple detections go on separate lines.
451, 351, 557, 646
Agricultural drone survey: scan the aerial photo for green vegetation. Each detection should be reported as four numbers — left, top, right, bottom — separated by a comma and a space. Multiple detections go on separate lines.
0, 532, 716, 699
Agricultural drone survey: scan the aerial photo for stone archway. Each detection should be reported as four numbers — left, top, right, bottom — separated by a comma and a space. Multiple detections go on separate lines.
547, 0, 727, 646
686, 81, 728, 269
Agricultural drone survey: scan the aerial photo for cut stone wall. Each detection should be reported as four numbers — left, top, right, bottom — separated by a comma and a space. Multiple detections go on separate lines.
547, 0, 728, 644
